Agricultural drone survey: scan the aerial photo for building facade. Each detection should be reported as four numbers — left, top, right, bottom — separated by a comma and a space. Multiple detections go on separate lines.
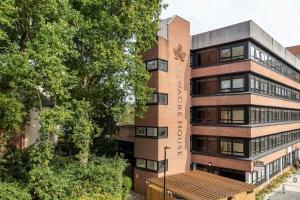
117, 16, 300, 195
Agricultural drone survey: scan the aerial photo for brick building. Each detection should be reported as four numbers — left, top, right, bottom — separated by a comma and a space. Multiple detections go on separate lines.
117, 16, 300, 195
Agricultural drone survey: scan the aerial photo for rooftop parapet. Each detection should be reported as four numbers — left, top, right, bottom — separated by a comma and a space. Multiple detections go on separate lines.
191, 20, 300, 71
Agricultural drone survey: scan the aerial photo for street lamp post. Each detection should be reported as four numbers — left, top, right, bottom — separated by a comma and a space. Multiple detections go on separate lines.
164, 146, 171, 200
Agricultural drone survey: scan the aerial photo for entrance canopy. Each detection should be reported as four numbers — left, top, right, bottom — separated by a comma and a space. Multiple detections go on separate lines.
146, 170, 256, 200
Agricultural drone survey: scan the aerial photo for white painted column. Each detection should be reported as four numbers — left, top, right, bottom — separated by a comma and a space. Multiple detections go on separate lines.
245, 172, 252, 184
290, 153, 293, 165
266, 164, 270, 184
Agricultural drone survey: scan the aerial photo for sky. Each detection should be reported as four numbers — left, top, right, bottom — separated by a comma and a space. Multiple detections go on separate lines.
161, 0, 300, 47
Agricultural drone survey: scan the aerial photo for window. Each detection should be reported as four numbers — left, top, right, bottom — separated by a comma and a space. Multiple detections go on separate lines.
145, 59, 168, 72
221, 138, 232, 155
150, 93, 158, 103
250, 73, 300, 102
220, 78, 231, 92
136, 159, 146, 168
148, 93, 168, 105
135, 127, 168, 138
233, 139, 244, 156
232, 77, 244, 91
249, 42, 300, 83
199, 48, 218, 66
220, 48, 231, 62
158, 93, 168, 105
232, 109, 244, 123
219, 44, 245, 62
158, 128, 168, 137
147, 128, 157, 137
193, 107, 218, 123
136, 127, 146, 136
136, 158, 167, 172
221, 108, 231, 123
158, 60, 168, 71
207, 137, 218, 154
146, 60, 157, 70
232, 45, 244, 60
206, 107, 218, 123
147, 160, 158, 171
220, 75, 246, 93
192, 77, 218, 95
220, 107, 245, 124
158, 160, 168, 172
192, 136, 206, 152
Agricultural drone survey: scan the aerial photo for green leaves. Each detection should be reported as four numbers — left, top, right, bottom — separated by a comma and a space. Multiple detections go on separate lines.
0, 94, 25, 135
0, 0, 161, 198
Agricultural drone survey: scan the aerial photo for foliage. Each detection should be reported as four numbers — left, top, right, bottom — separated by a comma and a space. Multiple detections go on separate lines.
27, 156, 128, 200
0, 0, 162, 163
0, 0, 161, 199
256, 167, 297, 200
122, 176, 132, 200
0, 182, 31, 200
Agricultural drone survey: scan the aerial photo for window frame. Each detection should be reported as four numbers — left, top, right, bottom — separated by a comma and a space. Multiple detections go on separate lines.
135, 126, 168, 138
145, 59, 168, 72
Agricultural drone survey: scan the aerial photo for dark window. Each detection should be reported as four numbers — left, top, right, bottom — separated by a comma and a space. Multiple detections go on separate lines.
192, 136, 206, 152
207, 137, 218, 154
136, 158, 168, 172
220, 77, 231, 92
221, 138, 232, 155
220, 107, 245, 124
250, 42, 300, 83
199, 48, 218, 66
193, 107, 218, 123
233, 139, 245, 156
145, 59, 168, 72
192, 77, 218, 95
148, 93, 168, 105
219, 44, 245, 62
135, 127, 168, 138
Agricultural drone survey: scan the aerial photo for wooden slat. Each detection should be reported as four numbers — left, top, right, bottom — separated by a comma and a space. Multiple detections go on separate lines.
147, 171, 256, 200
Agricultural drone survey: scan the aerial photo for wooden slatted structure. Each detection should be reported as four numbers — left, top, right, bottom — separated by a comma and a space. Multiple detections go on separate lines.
146, 170, 256, 200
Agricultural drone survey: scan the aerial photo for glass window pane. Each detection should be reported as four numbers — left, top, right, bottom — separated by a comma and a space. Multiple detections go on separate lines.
146, 60, 157, 70
207, 137, 218, 153
232, 109, 244, 123
232, 45, 244, 58
233, 140, 244, 156
158, 127, 167, 137
158, 60, 168, 71
195, 136, 206, 152
158, 94, 168, 105
220, 48, 231, 58
147, 160, 158, 171
136, 159, 146, 168
206, 107, 218, 123
221, 79, 231, 92
150, 93, 158, 103
158, 160, 167, 172
196, 108, 206, 122
221, 138, 232, 155
221, 108, 231, 123
232, 77, 244, 89
147, 128, 157, 137
136, 127, 146, 136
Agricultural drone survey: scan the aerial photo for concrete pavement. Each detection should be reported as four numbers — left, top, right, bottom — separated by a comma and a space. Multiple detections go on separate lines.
265, 170, 300, 200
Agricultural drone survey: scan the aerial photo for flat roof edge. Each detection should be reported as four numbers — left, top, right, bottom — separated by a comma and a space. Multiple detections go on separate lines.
191, 20, 300, 71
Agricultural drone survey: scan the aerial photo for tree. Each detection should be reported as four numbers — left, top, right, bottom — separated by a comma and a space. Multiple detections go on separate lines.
0, 0, 163, 199
0, 0, 162, 163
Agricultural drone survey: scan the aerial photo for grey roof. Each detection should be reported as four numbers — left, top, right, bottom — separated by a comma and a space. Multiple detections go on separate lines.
162, 17, 173, 24
191, 20, 300, 71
